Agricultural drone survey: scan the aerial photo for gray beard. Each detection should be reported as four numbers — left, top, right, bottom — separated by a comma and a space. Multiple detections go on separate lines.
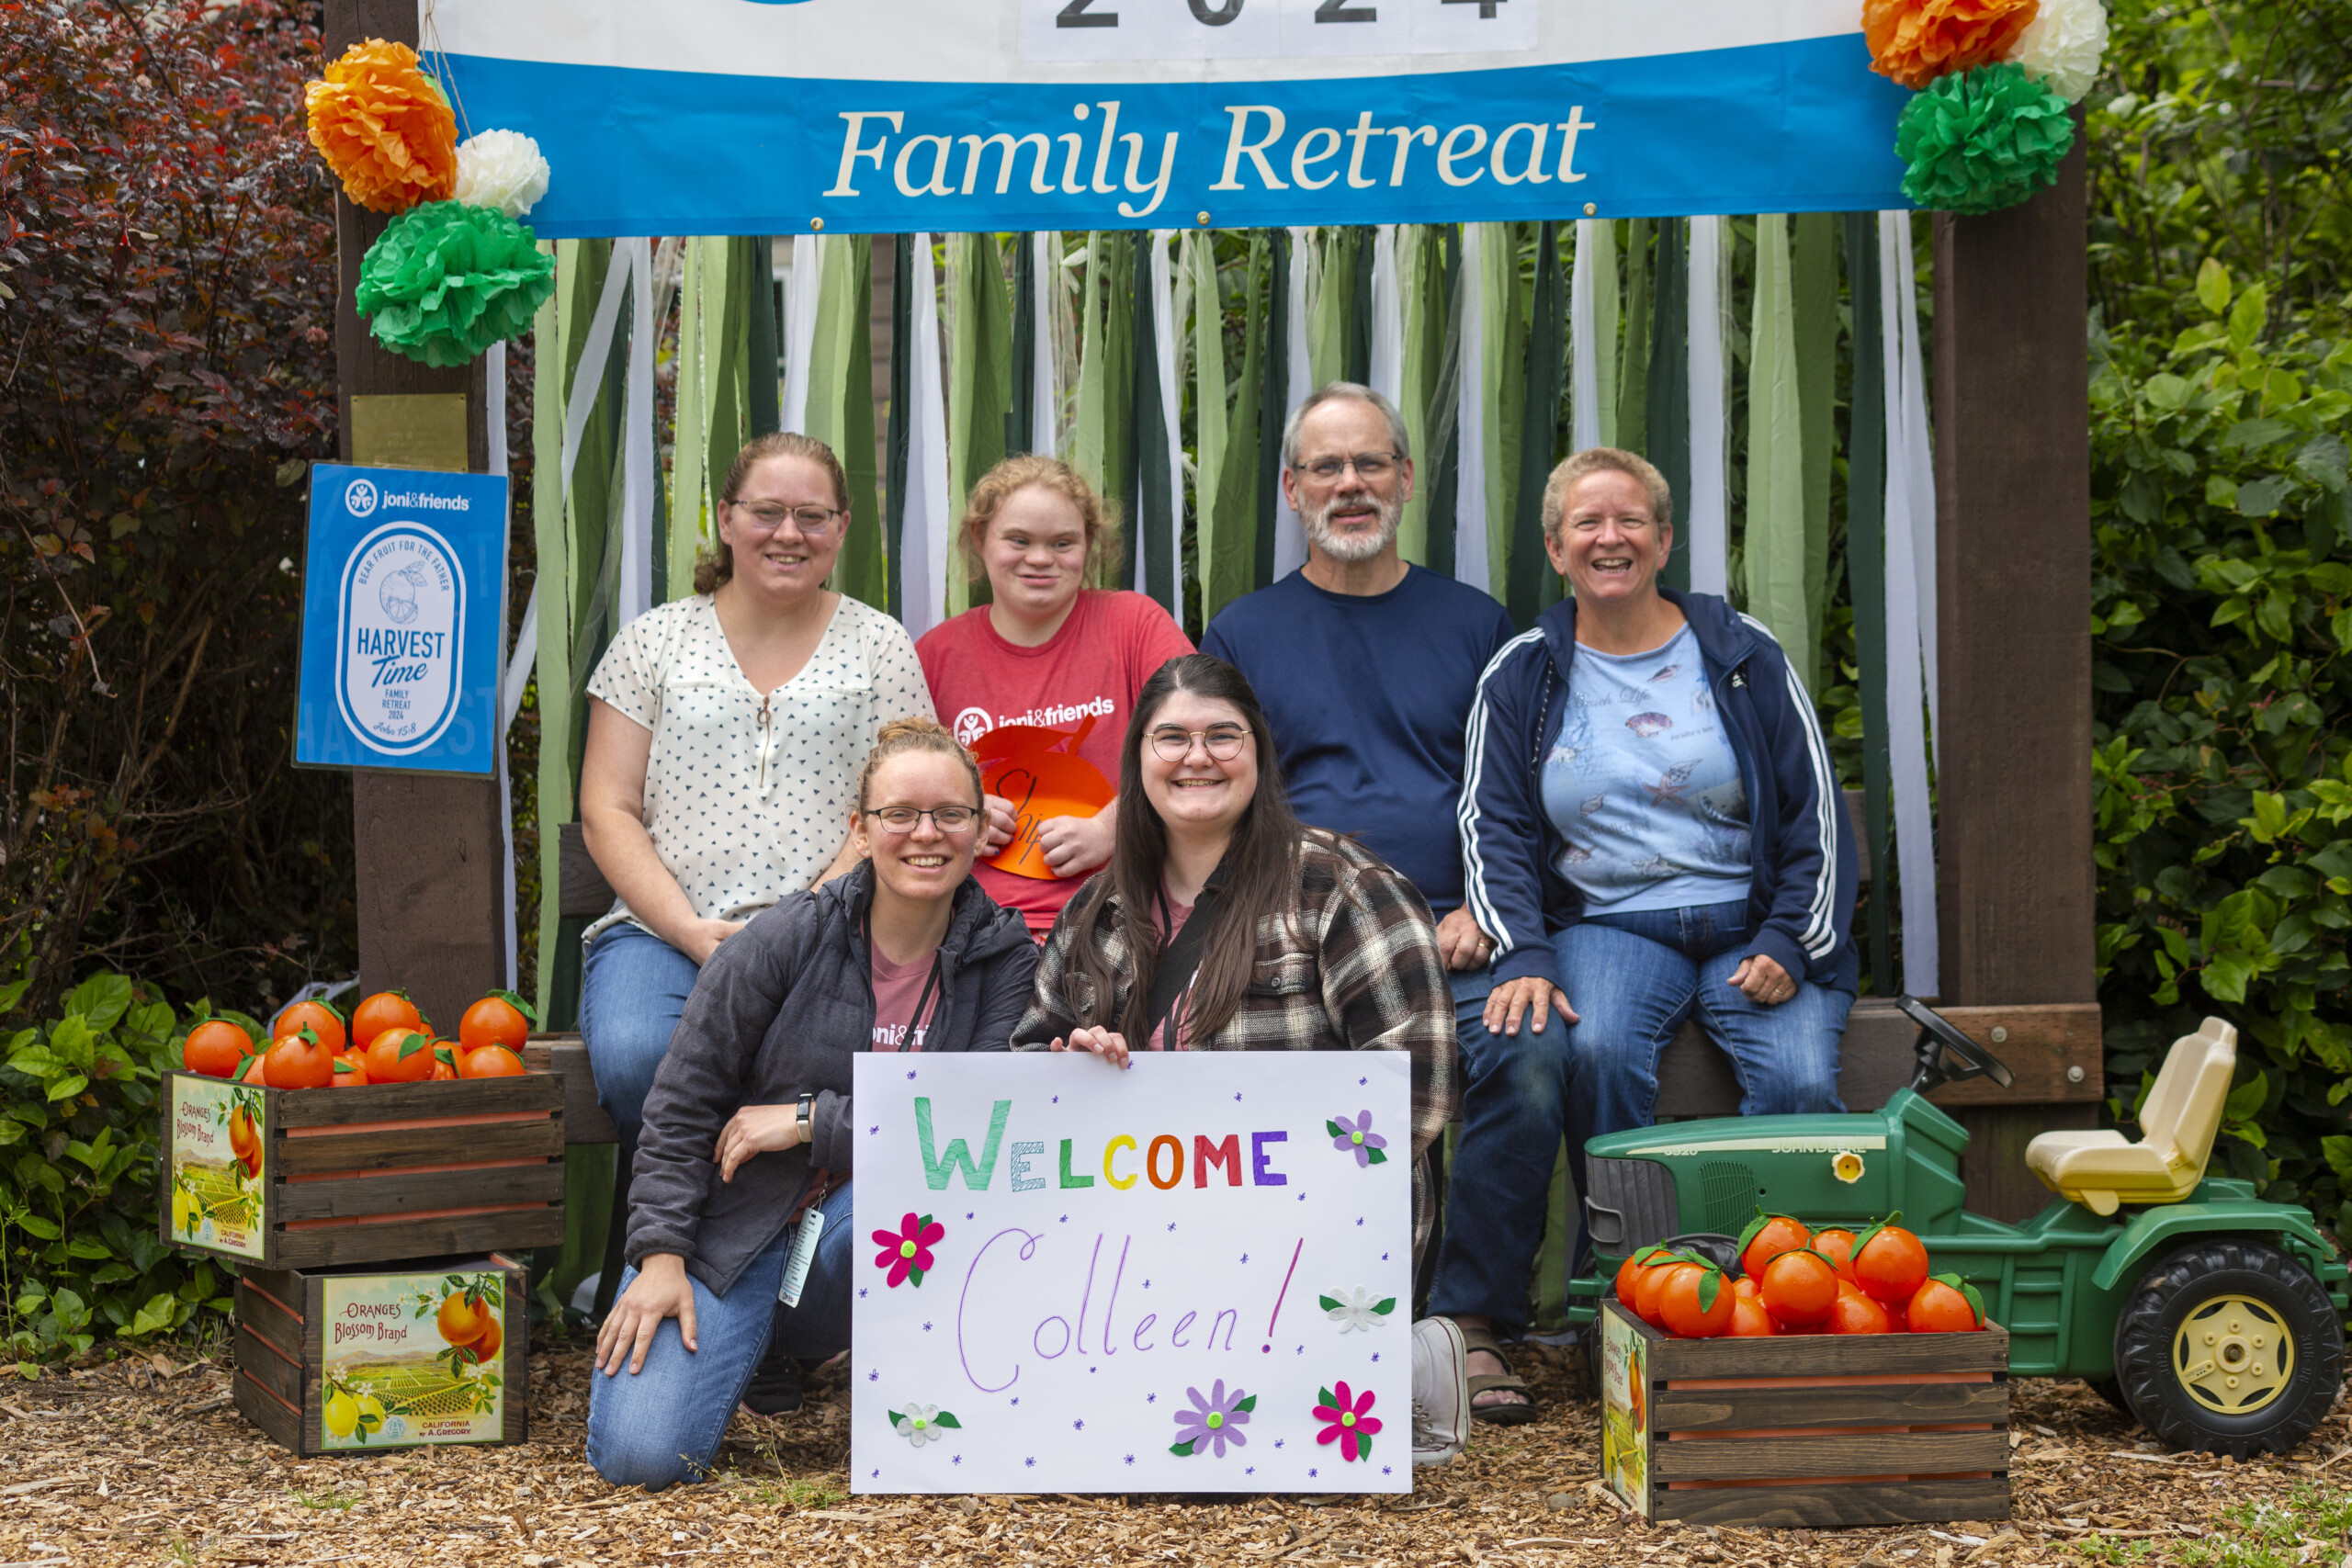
1303, 493, 1401, 562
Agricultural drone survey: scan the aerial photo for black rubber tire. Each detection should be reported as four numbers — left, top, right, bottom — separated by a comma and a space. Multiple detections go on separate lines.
2111, 1237, 2344, 1459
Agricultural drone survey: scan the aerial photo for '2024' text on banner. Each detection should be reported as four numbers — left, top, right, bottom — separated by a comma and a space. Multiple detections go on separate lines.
424, 0, 1914, 236
851, 1052, 1412, 1494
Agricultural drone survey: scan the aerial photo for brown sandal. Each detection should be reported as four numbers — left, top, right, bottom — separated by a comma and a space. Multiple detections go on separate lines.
1458, 1324, 1539, 1426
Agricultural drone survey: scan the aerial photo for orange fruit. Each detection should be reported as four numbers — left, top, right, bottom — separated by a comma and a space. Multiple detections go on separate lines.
184, 1020, 253, 1078
436, 1292, 490, 1346
1726, 1294, 1778, 1337
1732, 1275, 1761, 1299
364, 1028, 438, 1085
1905, 1276, 1985, 1333
241, 1052, 269, 1085
429, 1044, 458, 1080
460, 1043, 526, 1079
331, 1053, 370, 1087
1657, 1266, 1736, 1339
264, 1027, 335, 1089
273, 999, 346, 1056
1758, 1248, 1839, 1329
1737, 1213, 1813, 1282
1814, 1227, 1859, 1279
470, 1315, 503, 1360
228, 1106, 257, 1160
1828, 1291, 1893, 1335
459, 991, 535, 1055
349, 991, 426, 1053
1634, 1259, 1699, 1330
1613, 1245, 1669, 1304
1853, 1223, 1932, 1306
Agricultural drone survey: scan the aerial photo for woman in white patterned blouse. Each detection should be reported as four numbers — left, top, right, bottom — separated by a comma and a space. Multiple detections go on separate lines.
576, 433, 935, 1159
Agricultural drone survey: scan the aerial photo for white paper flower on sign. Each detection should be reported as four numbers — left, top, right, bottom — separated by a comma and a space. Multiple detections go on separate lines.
890, 1403, 960, 1446
2008, 0, 2109, 103
1318, 1285, 1396, 1334
454, 129, 551, 220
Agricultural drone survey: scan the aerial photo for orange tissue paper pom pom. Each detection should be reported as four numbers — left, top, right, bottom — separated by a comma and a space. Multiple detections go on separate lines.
305, 39, 458, 214
1862, 0, 2042, 89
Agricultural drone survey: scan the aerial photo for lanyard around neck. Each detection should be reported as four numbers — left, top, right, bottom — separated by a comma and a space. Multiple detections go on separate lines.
865, 908, 945, 1046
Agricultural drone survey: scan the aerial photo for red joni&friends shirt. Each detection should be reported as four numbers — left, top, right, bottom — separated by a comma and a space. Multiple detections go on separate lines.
916, 590, 1194, 934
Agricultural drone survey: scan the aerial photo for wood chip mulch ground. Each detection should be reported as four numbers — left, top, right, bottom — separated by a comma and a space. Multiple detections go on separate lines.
0, 1333, 2343, 1565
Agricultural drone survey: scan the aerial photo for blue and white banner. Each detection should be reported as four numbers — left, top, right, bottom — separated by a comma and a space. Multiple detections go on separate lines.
296, 463, 511, 777
424, 0, 1913, 236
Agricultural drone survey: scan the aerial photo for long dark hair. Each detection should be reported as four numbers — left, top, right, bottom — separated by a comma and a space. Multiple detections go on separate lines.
1071, 654, 1305, 1043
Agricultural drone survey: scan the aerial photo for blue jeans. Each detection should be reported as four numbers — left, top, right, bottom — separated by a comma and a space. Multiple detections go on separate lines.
580, 922, 700, 1157
585, 1180, 857, 1490
1430, 901, 1850, 1332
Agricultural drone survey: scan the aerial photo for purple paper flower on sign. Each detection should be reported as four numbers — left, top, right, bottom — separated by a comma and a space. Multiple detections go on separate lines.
1170, 1379, 1254, 1459
1327, 1111, 1388, 1167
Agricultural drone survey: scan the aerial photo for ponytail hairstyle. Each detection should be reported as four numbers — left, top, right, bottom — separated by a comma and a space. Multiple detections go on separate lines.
695, 432, 852, 595
855, 715, 985, 814
1069, 654, 1303, 1044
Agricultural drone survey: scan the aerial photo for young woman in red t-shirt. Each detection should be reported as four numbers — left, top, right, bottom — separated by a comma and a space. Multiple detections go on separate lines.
916, 457, 1193, 939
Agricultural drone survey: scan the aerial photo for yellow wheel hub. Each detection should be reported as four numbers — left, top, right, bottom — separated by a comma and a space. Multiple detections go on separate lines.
2172, 1293, 2293, 1416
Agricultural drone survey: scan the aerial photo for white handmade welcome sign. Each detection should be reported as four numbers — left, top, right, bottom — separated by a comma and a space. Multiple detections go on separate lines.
852, 1052, 1412, 1495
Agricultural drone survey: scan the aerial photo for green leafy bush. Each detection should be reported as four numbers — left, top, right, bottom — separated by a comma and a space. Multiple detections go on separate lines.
0, 955, 231, 1364
2088, 260, 2352, 1224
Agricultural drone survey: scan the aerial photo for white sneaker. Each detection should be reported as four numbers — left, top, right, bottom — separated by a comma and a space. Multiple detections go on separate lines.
1410, 1315, 1468, 1467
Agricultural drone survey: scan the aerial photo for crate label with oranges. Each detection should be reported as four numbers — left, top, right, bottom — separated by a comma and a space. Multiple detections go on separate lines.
166, 1076, 266, 1259
319, 1270, 507, 1451
1600, 1306, 1650, 1514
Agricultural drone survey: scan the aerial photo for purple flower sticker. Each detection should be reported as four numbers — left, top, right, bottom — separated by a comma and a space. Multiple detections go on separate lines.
1327, 1111, 1389, 1168
1170, 1379, 1255, 1458
872, 1212, 944, 1288
1312, 1381, 1382, 1463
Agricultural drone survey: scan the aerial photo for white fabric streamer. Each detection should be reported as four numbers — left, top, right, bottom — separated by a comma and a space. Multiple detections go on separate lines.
1569, 218, 1602, 452
1892, 214, 1939, 750
900, 234, 953, 640
781, 234, 820, 435
1032, 231, 1060, 457
560, 243, 631, 495
1453, 224, 1489, 597
1685, 216, 1729, 597
1272, 225, 1313, 581
487, 336, 518, 992
617, 235, 656, 631
1149, 231, 1186, 626
1368, 224, 1402, 412
1878, 211, 1940, 999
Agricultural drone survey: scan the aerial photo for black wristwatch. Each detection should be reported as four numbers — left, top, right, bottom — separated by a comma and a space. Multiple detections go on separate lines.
796, 1091, 814, 1145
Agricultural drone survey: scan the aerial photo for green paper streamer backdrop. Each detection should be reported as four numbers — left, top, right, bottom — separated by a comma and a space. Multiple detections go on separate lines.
1792, 212, 1839, 695
1647, 217, 1691, 593
1588, 218, 1620, 449
1255, 229, 1290, 592
1617, 218, 1653, 458
1131, 237, 1174, 609
1421, 226, 1462, 581
1842, 210, 1896, 996
1896, 62, 2075, 215
1206, 233, 1267, 621
1072, 232, 1136, 586
806, 235, 885, 609
1190, 233, 1230, 619
742, 235, 779, 440
885, 233, 914, 622
1746, 214, 1809, 683
1396, 226, 1447, 568
1478, 222, 1523, 603
1508, 221, 1565, 629
356, 200, 556, 368
949, 232, 1013, 615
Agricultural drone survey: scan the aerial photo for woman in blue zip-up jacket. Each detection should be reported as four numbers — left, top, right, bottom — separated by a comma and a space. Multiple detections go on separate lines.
1430, 448, 1857, 1419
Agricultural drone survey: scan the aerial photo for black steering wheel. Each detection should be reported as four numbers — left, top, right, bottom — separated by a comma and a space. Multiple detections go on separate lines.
1900, 994, 2016, 1091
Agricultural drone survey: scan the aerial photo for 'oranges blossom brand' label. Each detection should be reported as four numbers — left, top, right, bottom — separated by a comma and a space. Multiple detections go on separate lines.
319, 1269, 507, 1451
166, 1076, 265, 1260
1600, 1305, 1649, 1515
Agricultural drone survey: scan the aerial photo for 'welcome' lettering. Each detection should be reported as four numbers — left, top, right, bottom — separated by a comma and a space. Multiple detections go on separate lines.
916, 1097, 1012, 1190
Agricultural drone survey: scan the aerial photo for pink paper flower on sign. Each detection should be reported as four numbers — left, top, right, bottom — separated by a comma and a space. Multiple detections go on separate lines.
873, 1212, 944, 1288
1327, 1111, 1388, 1168
1312, 1380, 1382, 1462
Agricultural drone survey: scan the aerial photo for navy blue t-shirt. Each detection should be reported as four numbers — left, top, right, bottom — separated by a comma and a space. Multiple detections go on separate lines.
1201, 566, 1515, 917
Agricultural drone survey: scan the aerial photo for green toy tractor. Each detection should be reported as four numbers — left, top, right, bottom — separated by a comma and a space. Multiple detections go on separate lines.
1566, 998, 2348, 1458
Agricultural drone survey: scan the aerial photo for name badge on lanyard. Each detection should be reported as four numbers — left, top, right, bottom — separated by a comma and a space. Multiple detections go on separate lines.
778, 1209, 824, 1308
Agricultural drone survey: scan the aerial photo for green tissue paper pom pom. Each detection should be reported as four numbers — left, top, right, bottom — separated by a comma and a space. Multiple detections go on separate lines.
1894, 62, 2075, 216
355, 200, 556, 368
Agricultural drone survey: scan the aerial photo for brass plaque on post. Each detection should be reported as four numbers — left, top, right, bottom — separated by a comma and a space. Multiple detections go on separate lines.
348, 393, 470, 471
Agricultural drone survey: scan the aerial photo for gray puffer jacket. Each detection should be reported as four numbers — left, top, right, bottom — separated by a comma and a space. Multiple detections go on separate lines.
626, 864, 1036, 1295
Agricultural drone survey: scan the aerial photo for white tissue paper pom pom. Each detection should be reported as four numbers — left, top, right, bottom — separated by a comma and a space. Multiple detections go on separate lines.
2010, 0, 2110, 104
454, 130, 550, 220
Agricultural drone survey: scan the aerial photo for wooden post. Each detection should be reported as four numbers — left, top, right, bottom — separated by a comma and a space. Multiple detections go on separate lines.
326, 0, 509, 1037
1931, 128, 2099, 1220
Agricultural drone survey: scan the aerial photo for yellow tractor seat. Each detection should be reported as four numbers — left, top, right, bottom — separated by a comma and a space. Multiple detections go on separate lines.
2025, 1019, 2237, 1217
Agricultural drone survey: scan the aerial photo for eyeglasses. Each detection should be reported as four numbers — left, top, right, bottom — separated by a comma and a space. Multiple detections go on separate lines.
731, 501, 842, 535
1291, 452, 1399, 483
1148, 726, 1251, 761
867, 806, 979, 833
1566, 513, 1658, 535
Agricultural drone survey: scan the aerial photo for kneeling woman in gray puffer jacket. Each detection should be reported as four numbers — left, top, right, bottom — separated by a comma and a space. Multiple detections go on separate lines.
586, 716, 1037, 1490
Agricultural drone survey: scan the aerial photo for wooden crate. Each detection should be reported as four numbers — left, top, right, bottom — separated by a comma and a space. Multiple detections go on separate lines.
234, 1254, 528, 1456
1599, 1300, 2011, 1528
161, 1069, 566, 1269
